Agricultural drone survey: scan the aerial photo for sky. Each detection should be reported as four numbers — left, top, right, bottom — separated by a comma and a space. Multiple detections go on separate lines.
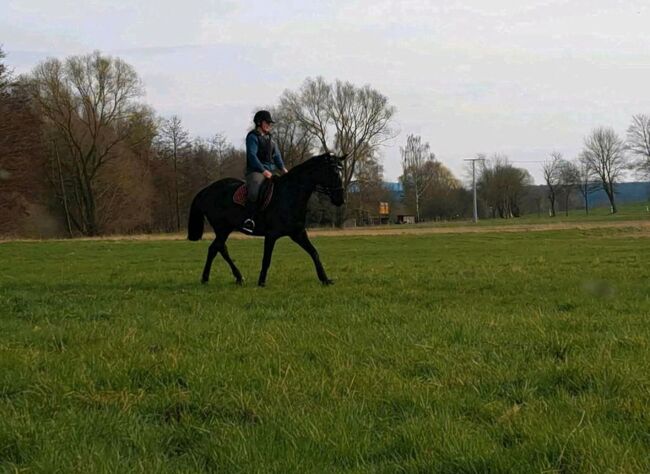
3, 0, 650, 184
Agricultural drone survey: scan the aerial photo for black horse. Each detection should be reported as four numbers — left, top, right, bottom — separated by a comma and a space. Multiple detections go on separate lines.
187, 152, 345, 287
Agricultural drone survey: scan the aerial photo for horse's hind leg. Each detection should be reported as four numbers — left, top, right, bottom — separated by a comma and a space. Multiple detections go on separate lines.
220, 240, 243, 285
201, 231, 242, 285
201, 238, 220, 283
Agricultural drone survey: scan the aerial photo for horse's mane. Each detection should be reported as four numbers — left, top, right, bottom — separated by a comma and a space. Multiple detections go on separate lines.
282, 153, 332, 179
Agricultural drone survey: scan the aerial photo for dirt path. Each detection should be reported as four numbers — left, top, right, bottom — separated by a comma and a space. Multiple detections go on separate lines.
3, 219, 650, 243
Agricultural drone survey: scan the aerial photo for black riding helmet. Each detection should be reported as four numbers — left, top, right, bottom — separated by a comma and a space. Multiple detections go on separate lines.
253, 110, 275, 126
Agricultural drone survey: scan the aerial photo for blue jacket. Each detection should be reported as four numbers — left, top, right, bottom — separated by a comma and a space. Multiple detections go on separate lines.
246, 130, 285, 174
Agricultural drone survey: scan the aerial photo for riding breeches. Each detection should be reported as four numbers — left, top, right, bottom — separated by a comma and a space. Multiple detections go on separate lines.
246, 172, 265, 203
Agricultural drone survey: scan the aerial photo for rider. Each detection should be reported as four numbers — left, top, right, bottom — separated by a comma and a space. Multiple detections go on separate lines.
242, 110, 288, 233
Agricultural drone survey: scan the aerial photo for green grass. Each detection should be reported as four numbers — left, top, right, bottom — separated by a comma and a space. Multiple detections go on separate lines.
307, 202, 650, 234
1, 227, 650, 473
465, 201, 650, 226
426, 201, 649, 225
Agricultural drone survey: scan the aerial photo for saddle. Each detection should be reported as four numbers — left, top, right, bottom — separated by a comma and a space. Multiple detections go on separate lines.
233, 180, 274, 211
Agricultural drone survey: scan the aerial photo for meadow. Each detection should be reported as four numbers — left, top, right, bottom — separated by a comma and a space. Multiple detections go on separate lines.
1, 222, 650, 472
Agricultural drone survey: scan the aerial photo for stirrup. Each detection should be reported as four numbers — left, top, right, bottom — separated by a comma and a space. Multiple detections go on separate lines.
242, 218, 255, 233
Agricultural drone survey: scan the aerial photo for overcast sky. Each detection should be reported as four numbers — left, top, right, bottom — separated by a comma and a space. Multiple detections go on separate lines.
3, 0, 650, 183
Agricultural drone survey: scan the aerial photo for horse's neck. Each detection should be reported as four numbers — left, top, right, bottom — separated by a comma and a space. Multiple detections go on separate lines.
282, 168, 316, 207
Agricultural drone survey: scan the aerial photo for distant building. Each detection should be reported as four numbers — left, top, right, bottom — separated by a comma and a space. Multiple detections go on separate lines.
397, 215, 416, 224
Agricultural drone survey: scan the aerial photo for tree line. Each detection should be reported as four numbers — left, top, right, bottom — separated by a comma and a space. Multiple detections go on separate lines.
399, 123, 650, 221
539, 123, 650, 216
0, 50, 244, 236
0, 49, 400, 236
2, 48, 649, 237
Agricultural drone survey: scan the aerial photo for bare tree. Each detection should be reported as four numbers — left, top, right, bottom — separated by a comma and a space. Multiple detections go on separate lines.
575, 155, 598, 215
626, 114, 650, 178
558, 159, 580, 216
400, 134, 436, 222
156, 115, 191, 231
280, 77, 331, 151
27, 51, 145, 235
580, 127, 627, 214
280, 77, 396, 224
542, 152, 562, 217
209, 133, 234, 179
269, 104, 315, 169
0, 46, 12, 94
188, 133, 234, 197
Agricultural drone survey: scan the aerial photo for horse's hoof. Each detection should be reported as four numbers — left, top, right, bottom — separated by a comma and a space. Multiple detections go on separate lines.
235, 279, 243, 286
201, 278, 209, 284
258, 282, 266, 288
322, 279, 334, 286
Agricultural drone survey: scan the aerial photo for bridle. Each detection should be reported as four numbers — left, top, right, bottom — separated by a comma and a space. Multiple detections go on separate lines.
315, 158, 344, 198
315, 183, 344, 198
294, 154, 345, 200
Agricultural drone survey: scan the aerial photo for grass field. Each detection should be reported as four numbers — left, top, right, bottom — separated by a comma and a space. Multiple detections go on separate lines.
1, 224, 650, 472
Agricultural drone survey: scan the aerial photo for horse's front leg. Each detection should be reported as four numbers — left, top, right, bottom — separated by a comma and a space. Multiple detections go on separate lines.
258, 234, 279, 287
290, 229, 333, 285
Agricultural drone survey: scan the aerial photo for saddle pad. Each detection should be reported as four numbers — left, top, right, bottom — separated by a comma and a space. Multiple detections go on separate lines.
233, 184, 248, 206
233, 182, 274, 211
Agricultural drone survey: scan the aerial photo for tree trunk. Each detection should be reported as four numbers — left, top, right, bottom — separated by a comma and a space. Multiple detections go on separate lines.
335, 205, 346, 228
54, 145, 73, 237
173, 151, 180, 232
548, 194, 556, 217
604, 182, 617, 214
334, 186, 349, 228
84, 183, 98, 236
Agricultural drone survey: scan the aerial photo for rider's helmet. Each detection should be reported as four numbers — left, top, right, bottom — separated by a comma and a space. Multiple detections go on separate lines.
253, 110, 275, 127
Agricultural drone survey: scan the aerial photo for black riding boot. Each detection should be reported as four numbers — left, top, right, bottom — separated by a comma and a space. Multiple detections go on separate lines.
242, 199, 256, 233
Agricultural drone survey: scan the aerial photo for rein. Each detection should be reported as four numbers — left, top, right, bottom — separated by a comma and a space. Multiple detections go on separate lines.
315, 184, 344, 197
294, 180, 343, 198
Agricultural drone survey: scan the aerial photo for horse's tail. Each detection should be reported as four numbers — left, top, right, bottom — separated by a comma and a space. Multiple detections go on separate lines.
187, 193, 204, 241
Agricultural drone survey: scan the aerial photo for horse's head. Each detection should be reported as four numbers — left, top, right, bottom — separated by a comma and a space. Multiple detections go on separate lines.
313, 152, 345, 206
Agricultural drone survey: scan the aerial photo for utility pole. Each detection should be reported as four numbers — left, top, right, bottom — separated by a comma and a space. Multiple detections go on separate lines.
464, 157, 485, 223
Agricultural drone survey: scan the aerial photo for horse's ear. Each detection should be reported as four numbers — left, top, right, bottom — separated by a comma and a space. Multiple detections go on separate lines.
340, 153, 349, 160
